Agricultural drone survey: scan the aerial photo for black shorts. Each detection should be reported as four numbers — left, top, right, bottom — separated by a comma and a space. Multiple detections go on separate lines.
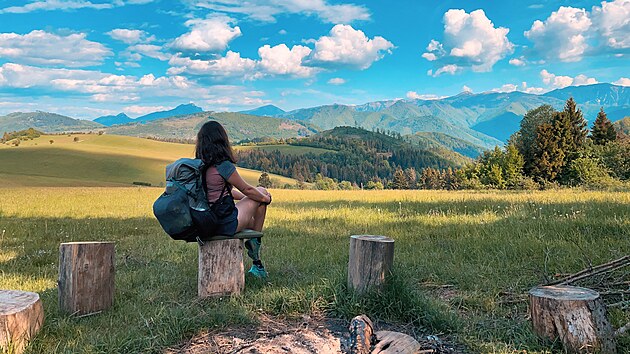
214, 209, 239, 236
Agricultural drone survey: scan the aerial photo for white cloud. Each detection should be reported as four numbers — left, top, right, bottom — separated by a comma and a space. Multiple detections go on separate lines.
91, 93, 139, 102
308, 24, 393, 70
167, 51, 256, 78
422, 53, 437, 61
123, 105, 172, 116
107, 29, 154, 44
192, 0, 370, 24
0, 0, 110, 13
540, 69, 598, 88
328, 77, 346, 85
462, 85, 473, 93
521, 82, 546, 94
170, 15, 241, 53
432, 64, 461, 77
0, 0, 154, 14
0, 30, 110, 67
613, 77, 630, 86
127, 44, 171, 61
0, 62, 208, 100
591, 0, 630, 49
406, 91, 444, 100
258, 44, 315, 77
509, 58, 526, 66
423, 9, 513, 73
490, 84, 518, 93
525, 6, 591, 62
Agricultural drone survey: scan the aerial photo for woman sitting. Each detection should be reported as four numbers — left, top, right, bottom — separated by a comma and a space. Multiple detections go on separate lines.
195, 120, 272, 278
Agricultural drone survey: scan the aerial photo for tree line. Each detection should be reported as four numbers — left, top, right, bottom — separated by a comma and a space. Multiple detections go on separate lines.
236, 126, 459, 189
418, 98, 629, 190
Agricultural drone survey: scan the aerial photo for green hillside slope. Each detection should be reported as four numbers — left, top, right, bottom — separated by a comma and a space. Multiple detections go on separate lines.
407, 132, 487, 158
104, 112, 316, 141
0, 134, 298, 187
0, 111, 104, 134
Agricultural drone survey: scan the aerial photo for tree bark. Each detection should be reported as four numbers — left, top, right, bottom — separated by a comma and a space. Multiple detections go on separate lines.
348, 235, 395, 294
0, 290, 44, 354
529, 285, 616, 354
58, 242, 115, 315
198, 239, 244, 298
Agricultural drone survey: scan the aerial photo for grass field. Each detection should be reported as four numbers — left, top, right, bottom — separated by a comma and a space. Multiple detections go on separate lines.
0, 134, 298, 187
1, 188, 628, 353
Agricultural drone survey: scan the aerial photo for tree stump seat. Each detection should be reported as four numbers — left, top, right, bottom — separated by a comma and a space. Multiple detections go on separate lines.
348, 235, 395, 294
0, 290, 44, 354
198, 230, 263, 298
58, 242, 115, 315
529, 285, 616, 353
195, 229, 263, 244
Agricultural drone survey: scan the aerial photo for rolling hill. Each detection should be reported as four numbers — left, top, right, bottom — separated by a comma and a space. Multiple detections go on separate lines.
0, 133, 298, 187
0, 111, 104, 133
103, 111, 317, 141
236, 126, 471, 186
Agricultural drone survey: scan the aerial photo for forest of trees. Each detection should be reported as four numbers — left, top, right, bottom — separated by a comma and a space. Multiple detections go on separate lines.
418, 98, 629, 190
242, 98, 629, 190
237, 126, 460, 189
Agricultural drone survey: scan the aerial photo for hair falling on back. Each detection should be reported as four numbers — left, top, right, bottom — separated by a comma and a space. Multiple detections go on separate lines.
195, 120, 236, 166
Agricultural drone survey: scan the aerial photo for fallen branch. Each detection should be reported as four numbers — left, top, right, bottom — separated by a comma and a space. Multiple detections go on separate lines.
546, 256, 630, 286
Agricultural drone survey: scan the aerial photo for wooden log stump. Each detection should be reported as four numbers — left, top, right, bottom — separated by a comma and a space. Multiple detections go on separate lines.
373, 331, 422, 354
348, 315, 374, 354
198, 239, 244, 298
348, 235, 394, 294
58, 242, 115, 315
529, 285, 616, 354
0, 290, 44, 354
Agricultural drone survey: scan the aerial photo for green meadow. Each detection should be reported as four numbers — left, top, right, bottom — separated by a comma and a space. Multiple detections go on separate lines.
1, 188, 629, 353
1, 134, 629, 353
0, 134, 298, 187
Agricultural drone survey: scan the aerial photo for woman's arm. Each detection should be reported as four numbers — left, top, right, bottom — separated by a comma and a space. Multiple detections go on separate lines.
231, 188, 246, 200
227, 170, 271, 204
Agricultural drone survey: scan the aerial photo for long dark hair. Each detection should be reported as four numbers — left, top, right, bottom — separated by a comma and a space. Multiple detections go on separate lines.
195, 121, 236, 165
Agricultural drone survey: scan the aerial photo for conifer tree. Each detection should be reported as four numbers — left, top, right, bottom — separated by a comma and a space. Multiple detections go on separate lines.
392, 168, 408, 189
530, 112, 571, 181
563, 97, 588, 158
591, 107, 617, 145
515, 105, 556, 175
258, 172, 272, 188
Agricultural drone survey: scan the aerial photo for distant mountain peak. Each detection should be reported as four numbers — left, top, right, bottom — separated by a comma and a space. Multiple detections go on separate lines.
239, 104, 286, 117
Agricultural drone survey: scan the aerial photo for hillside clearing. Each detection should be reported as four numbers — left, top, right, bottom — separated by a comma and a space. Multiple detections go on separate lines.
0, 134, 298, 187
0, 188, 628, 353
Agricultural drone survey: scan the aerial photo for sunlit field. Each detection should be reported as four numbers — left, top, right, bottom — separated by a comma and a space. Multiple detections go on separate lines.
0, 134, 298, 187
1, 188, 629, 353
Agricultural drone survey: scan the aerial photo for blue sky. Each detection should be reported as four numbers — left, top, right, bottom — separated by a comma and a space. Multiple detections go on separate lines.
0, 0, 628, 119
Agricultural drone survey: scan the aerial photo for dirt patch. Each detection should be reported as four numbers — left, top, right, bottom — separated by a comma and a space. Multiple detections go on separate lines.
165, 314, 463, 353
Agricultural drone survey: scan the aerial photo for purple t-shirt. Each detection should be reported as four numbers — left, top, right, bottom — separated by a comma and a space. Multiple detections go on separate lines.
205, 160, 236, 203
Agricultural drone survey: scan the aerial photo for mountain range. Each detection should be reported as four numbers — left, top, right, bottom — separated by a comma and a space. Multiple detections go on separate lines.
94, 103, 203, 126
1, 83, 628, 158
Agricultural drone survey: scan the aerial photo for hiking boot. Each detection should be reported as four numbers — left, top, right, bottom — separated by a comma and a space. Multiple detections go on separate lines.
248, 264, 268, 279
